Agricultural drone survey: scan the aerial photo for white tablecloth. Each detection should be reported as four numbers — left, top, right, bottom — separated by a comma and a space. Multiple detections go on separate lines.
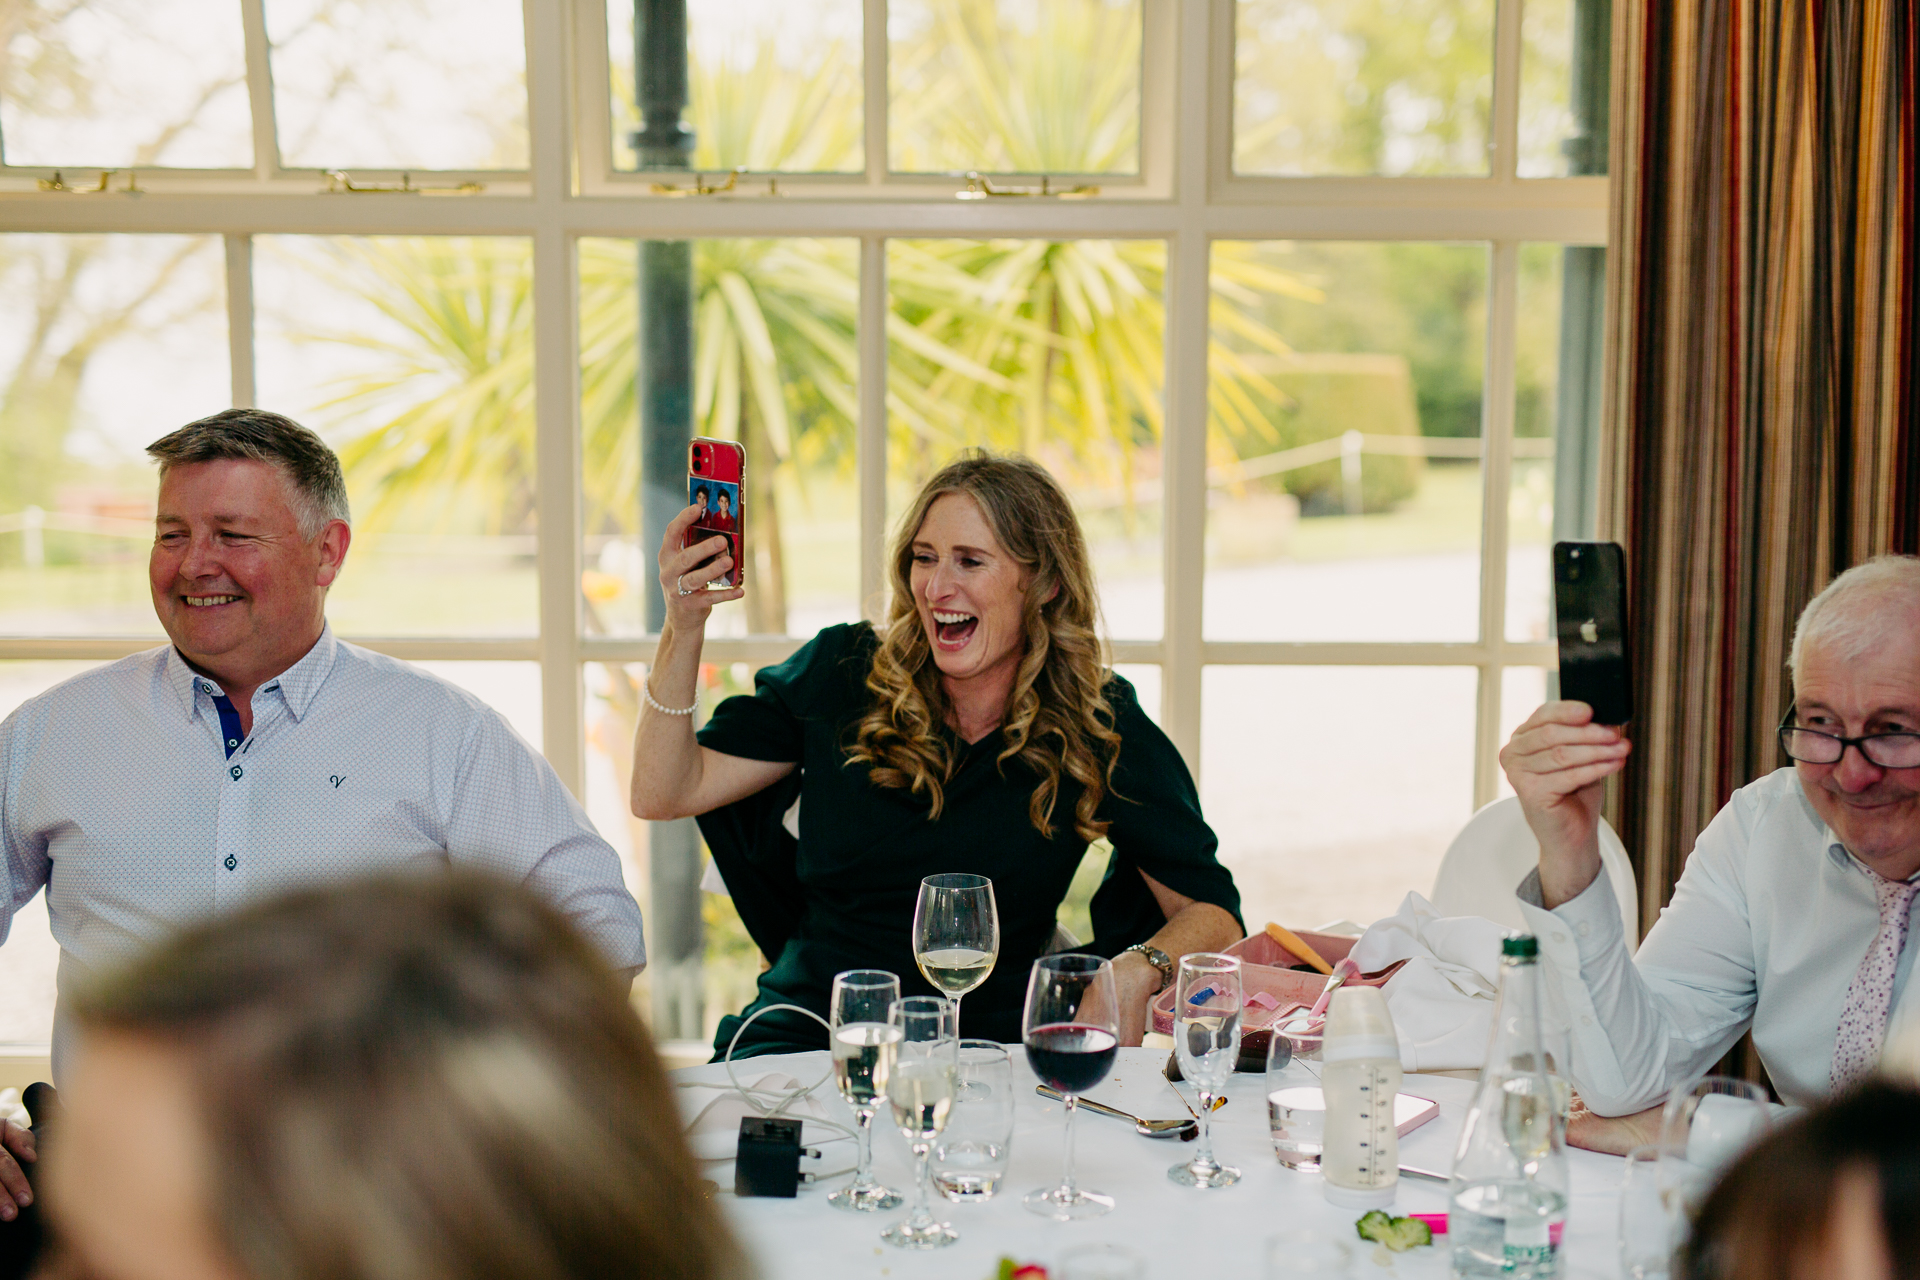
673, 1047, 1626, 1279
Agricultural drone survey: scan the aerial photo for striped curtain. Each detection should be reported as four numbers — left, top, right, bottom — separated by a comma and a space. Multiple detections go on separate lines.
1600, 0, 1919, 925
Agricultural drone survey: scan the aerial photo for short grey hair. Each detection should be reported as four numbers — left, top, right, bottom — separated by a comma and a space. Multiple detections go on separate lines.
1789, 554, 1920, 684
147, 409, 351, 539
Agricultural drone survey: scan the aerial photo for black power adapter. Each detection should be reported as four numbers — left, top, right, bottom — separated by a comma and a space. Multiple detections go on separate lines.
734, 1116, 823, 1197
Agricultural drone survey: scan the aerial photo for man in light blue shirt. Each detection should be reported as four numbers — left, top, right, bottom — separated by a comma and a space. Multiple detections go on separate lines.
1503, 555, 1920, 1148
0, 409, 647, 1094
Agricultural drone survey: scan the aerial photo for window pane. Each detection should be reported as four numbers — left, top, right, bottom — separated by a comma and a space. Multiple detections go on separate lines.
265, 0, 528, 171
889, 0, 1141, 175
584, 661, 764, 1038
254, 236, 537, 636
1203, 665, 1477, 930
608, 1, 862, 173
887, 239, 1165, 641
412, 660, 542, 751
1508, 244, 1560, 643
1234, 0, 1493, 176
1497, 665, 1549, 798
0, 0, 251, 169
578, 238, 860, 640
1518, 0, 1609, 178
0, 234, 227, 636
1206, 242, 1486, 642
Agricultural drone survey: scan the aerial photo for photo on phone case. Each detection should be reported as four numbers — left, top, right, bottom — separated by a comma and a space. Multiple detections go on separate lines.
687, 476, 740, 587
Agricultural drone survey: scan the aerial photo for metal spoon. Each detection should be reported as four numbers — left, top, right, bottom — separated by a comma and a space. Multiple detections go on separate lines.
1033, 1085, 1198, 1140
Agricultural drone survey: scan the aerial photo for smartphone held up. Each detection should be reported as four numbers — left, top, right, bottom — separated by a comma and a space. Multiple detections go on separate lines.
685, 437, 745, 592
1551, 541, 1632, 726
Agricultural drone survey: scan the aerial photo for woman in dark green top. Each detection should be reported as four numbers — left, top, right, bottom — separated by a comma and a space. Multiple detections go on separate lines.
631, 452, 1243, 1058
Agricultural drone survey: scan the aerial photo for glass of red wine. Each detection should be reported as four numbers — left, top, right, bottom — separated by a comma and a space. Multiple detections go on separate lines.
1021, 953, 1121, 1220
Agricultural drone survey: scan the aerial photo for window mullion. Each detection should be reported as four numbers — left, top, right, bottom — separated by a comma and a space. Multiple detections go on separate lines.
1475, 240, 1521, 808
858, 236, 887, 620
864, 0, 888, 185
223, 234, 255, 407
238, 0, 282, 180
1490, 0, 1526, 182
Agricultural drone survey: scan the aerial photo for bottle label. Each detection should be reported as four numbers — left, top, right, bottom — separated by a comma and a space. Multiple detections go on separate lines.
1503, 1215, 1553, 1266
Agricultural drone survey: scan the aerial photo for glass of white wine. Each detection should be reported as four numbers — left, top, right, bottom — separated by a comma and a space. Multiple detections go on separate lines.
880, 996, 960, 1250
828, 968, 904, 1213
912, 872, 998, 1039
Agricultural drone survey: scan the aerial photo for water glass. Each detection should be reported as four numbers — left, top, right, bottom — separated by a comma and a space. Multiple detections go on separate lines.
1267, 1083, 1328, 1170
1169, 952, 1243, 1188
933, 1040, 1014, 1200
1263, 1229, 1354, 1277
1619, 1144, 1675, 1280
1058, 1244, 1146, 1280
1657, 1075, 1770, 1225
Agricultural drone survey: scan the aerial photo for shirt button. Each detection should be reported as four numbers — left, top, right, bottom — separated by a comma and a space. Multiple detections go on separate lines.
201, 683, 215, 694
1576, 922, 1592, 938
226, 739, 238, 748
1581, 1015, 1593, 1026
224, 855, 237, 871
1553, 931, 1568, 944
230, 765, 243, 780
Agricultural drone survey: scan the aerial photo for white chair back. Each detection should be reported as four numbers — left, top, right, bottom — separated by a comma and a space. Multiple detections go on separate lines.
1428, 796, 1640, 945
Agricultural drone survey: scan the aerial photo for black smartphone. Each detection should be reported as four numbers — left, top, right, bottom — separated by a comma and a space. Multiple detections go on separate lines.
1553, 541, 1633, 725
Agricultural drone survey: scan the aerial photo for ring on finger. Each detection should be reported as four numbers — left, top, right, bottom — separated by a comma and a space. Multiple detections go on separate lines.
675, 576, 694, 597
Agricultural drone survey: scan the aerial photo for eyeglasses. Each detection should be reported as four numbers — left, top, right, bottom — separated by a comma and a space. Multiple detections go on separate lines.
1777, 704, 1920, 769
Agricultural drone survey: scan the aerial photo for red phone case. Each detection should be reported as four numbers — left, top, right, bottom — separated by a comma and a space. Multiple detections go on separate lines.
685, 437, 745, 589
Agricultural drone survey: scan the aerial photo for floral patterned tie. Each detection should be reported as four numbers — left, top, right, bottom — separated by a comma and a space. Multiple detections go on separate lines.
1831, 873, 1920, 1091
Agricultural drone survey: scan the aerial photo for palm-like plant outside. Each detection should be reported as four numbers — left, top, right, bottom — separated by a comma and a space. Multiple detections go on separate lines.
308, 6, 1318, 630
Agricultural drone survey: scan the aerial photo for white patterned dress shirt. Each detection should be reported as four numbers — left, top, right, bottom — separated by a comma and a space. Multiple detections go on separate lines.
1517, 766, 1919, 1113
0, 626, 646, 1077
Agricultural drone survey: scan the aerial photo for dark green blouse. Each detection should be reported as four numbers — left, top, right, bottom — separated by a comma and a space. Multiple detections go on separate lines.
694, 623, 1241, 1057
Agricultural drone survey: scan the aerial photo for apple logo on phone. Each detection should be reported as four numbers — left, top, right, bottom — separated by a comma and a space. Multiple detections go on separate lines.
1580, 619, 1600, 643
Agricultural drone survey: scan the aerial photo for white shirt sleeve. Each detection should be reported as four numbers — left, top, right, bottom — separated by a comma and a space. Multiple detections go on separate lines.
442, 708, 648, 976
1516, 797, 1759, 1115
0, 707, 52, 948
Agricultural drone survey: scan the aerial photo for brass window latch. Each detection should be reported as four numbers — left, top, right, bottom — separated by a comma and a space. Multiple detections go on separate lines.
647, 166, 780, 197
323, 171, 485, 195
956, 172, 1100, 200
37, 169, 141, 194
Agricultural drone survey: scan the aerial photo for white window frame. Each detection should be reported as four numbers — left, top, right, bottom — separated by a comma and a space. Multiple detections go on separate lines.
0, 0, 1596, 813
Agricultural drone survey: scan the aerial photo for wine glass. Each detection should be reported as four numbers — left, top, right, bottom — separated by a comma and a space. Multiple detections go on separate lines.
880, 996, 960, 1250
828, 969, 904, 1213
1021, 953, 1120, 1220
1169, 952, 1243, 1188
912, 872, 999, 1039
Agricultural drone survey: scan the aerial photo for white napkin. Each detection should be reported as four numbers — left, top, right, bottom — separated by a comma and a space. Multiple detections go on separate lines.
0, 1088, 25, 1127
1349, 891, 1508, 1072
679, 1073, 845, 1162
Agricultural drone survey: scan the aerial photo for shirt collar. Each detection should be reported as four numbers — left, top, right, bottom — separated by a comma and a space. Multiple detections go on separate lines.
162, 623, 340, 725
1824, 827, 1920, 885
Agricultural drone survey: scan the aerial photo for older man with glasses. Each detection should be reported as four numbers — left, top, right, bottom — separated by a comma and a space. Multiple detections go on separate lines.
1501, 555, 1920, 1150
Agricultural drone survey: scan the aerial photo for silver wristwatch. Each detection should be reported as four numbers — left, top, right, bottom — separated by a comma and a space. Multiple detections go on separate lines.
1121, 942, 1174, 993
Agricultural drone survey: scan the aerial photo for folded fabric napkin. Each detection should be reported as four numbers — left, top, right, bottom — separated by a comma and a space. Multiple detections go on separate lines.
679, 1074, 846, 1162
1350, 891, 1509, 1072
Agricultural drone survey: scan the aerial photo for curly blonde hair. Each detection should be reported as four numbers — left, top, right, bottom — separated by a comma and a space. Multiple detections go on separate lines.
847, 451, 1121, 842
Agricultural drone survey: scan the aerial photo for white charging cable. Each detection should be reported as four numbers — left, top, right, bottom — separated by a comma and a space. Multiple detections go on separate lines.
673, 1003, 860, 1177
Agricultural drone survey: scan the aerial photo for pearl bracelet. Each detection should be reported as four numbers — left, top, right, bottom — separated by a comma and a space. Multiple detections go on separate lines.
644, 679, 700, 717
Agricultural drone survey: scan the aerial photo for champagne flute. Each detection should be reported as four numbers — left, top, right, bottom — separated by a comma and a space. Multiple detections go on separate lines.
1021, 953, 1120, 1220
880, 996, 960, 1250
912, 872, 999, 1039
1169, 952, 1243, 1188
828, 969, 904, 1213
